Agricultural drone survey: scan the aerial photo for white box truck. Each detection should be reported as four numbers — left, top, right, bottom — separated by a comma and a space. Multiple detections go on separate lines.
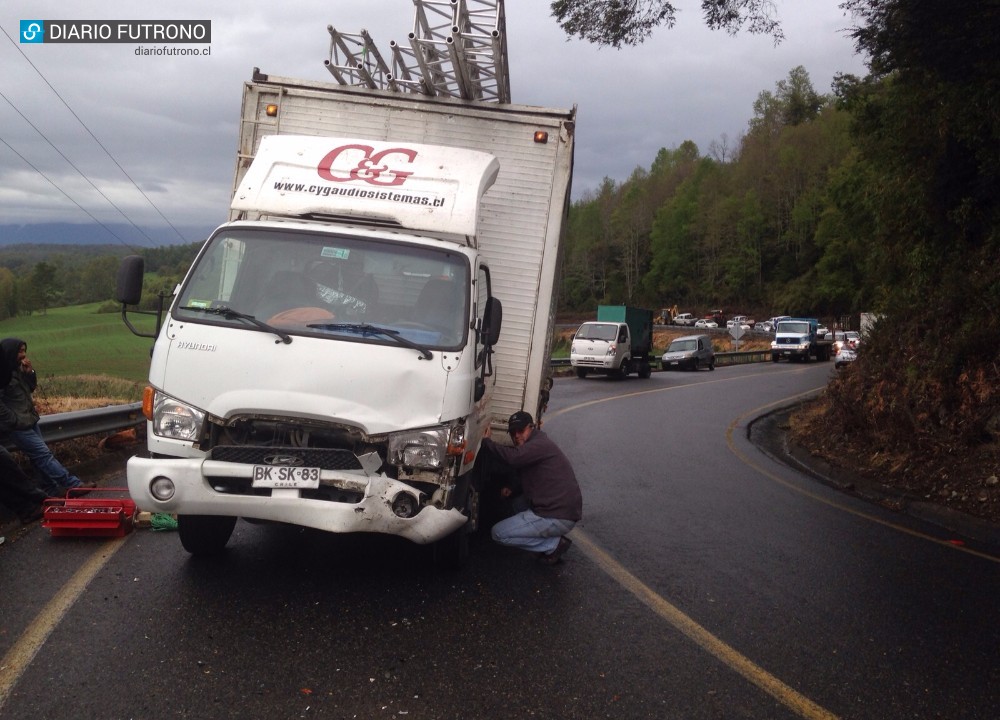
116, 69, 575, 561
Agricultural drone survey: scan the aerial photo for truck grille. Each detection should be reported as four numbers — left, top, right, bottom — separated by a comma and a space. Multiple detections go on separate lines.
210, 445, 363, 471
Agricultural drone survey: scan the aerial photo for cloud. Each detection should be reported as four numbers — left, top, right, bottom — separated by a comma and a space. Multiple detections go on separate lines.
0, 0, 867, 232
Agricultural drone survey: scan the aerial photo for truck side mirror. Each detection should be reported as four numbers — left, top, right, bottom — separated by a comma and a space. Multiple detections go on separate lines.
482, 297, 502, 346
116, 255, 145, 305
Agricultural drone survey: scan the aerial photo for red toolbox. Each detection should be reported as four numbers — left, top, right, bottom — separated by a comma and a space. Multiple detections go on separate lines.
42, 487, 138, 538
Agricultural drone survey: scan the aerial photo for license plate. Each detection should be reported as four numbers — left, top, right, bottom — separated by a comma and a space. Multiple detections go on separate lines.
251, 465, 321, 489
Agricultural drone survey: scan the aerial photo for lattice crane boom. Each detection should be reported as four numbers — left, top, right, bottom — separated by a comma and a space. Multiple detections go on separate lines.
324, 0, 510, 103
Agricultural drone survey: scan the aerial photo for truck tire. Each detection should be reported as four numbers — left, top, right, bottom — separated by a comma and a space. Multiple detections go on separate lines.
178, 514, 237, 556
575, 368, 588, 379
771, 354, 780, 363
638, 361, 652, 379
616, 358, 630, 379
432, 526, 470, 570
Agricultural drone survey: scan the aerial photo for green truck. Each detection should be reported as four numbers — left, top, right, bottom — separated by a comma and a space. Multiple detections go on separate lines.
570, 305, 655, 379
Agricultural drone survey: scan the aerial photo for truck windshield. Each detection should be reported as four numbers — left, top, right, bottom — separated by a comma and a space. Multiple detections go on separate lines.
575, 323, 617, 341
778, 322, 810, 334
174, 227, 471, 349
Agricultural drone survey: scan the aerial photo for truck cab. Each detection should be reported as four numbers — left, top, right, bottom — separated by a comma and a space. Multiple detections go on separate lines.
117, 135, 508, 556
571, 321, 632, 378
570, 305, 654, 379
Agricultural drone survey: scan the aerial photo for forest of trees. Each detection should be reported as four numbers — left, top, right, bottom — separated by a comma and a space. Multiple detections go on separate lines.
0, 242, 199, 319
559, 65, 861, 320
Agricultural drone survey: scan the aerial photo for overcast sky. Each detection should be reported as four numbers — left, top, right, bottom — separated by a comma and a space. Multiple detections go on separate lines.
0, 1, 867, 245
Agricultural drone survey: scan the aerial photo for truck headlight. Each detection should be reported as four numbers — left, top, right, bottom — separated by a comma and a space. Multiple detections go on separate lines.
388, 426, 449, 470
152, 392, 205, 441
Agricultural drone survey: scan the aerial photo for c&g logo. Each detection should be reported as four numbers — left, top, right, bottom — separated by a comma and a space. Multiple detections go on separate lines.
20, 20, 45, 43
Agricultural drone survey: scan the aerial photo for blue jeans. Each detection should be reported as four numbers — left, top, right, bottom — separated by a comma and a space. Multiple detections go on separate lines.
491, 506, 576, 554
9, 424, 82, 494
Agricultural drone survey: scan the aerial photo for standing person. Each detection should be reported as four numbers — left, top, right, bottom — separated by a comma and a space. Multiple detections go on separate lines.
479, 411, 582, 565
0, 446, 46, 524
0, 338, 95, 496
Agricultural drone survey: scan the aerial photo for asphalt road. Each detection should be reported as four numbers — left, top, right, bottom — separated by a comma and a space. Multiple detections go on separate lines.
2, 361, 998, 719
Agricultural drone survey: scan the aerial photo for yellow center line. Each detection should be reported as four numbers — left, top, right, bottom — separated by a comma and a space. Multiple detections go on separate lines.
0, 537, 129, 710
572, 528, 839, 720
545, 376, 839, 719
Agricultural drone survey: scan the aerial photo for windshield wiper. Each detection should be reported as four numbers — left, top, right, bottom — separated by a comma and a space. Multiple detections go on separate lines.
306, 322, 433, 360
180, 306, 292, 344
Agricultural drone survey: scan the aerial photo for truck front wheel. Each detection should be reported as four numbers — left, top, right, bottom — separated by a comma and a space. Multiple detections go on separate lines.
616, 359, 630, 379
575, 368, 588, 379
432, 526, 470, 570
178, 514, 237, 556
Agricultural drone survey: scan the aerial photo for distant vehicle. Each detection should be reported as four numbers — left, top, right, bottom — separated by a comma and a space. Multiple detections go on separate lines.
771, 318, 834, 362
817, 324, 830, 338
834, 330, 861, 352
726, 319, 752, 332
672, 313, 696, 326
762, 315, 791, 333
835, 344, 858, 369
661, 334, 715, 371
571, 305, 655, 379
694, 319, 718, 329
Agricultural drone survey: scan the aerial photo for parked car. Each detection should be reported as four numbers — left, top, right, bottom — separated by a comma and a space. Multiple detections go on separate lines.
694, 318, 718, 329
672, 312, 696, 326
726, 319, 752, 332
835, 343, 858, 369
661, 334, 715, 371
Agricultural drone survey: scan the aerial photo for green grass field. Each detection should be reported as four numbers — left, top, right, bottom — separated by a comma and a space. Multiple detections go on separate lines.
0, 304, 156, 399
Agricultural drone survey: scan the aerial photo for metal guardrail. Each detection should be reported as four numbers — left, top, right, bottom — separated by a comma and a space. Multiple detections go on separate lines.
4, 401, 144, 451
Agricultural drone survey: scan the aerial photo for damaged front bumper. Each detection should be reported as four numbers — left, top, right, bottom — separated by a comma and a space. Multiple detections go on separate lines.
126, 455, 468, 544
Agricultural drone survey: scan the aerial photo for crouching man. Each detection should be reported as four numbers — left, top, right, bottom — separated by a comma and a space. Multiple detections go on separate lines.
479, 411, 582, 565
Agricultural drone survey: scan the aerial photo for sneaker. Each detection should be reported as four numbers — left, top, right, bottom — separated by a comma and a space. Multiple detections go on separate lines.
538, 536, 572, 565
70, 481, 97, 496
